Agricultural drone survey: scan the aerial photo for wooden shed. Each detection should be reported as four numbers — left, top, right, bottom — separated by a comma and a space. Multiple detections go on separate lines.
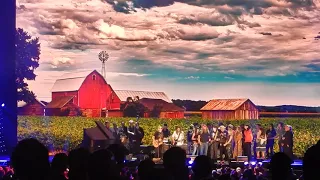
139, 98, 185, 119
17, 99, 46, 116
45, 96, 80, 116
200, 99, 259, 120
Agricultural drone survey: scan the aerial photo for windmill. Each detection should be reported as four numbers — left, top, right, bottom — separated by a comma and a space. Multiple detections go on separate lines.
98, 51, 109, 79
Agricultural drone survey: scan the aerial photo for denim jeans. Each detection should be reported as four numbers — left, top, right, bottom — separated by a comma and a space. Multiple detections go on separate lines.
187, 142, 193, 155
192, 143, 199, 155
199, 142, 209, 155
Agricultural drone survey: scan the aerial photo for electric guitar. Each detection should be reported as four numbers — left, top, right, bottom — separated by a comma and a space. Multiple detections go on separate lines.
153, 138, 163, 148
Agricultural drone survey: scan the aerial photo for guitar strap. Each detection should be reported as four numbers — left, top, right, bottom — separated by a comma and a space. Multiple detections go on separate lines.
175, 132, 181, 141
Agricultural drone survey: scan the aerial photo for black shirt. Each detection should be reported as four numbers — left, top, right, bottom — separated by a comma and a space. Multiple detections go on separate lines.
162, 129, 171, 138
200, 132, 210, 143
266, 129, 276, 140
187, 130, 193, 142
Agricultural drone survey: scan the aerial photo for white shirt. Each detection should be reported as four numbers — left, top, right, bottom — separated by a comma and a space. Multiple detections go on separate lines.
172, 131, 185, 146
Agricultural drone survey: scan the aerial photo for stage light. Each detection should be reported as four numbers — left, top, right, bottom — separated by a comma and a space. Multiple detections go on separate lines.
251, 162, 256, 166
258, 162, 263, 165
244, 162, 249, 165
188, 160, 193, 165
0, 103, 4, 107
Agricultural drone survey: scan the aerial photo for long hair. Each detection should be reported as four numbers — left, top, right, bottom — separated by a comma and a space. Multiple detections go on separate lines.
201, 125, 208, 134
270, 123, 275, 131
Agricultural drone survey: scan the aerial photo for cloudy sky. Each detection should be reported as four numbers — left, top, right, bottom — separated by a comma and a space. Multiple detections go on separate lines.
16, 0, 320, 106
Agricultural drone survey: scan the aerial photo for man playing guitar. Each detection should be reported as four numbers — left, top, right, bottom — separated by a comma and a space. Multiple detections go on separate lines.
153, 126, 164, 158
172, 126, 184, 146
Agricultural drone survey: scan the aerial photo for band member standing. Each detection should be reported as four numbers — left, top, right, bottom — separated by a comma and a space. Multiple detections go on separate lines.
153, 126, 164, 158
162, 124, 171, 144
210, 125, 219, 160
198, 125, 210, 156
256, 126, 267, 159
266, 123, 276, 158
281, 125, 294, 160
276, 122, 285, 152
192, 127, 200, 155
172, 126, 184, 146
187, 126, 194, 155
118, 122, 128, 138
219, 126, 229, 161
135, 122, 144, 145
227, 124, 234, 158
127, 120, 136, 153
233, 126, 243, 159
243, 125, 253, 160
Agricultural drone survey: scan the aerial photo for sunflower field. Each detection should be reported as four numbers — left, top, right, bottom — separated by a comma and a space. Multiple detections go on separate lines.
18, 116, 320, 157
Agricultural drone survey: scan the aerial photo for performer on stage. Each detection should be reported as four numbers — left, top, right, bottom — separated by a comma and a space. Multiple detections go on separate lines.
162, 124, 171, 144
233, 126, 243, 159
118, 122, 128, 138
219, 125, 229, 161
276, 122, 285, 152
135, 122, 144, 145
198, 124, 210, 156
243, 125, 253, 160
172, 126, 184, 146
127, 120, 138, 153
192, 127, 200, 155
210, 125, 219, 160
256, 126, 267, 159
187, 126, 194, 155
153, 126, 164, 158
281, 125, 294, 160
227, 124, 234, 158
266, 123, 276, 158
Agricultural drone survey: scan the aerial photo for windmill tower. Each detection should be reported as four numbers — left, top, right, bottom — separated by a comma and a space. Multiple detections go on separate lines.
98, 51, 109, 79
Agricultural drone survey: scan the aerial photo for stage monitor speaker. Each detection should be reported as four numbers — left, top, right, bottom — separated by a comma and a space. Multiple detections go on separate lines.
139, 145, 154, 155
236, 156, 248, 162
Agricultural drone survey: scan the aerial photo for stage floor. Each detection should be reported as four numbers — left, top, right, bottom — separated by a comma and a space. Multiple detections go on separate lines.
0, 155, 303, 168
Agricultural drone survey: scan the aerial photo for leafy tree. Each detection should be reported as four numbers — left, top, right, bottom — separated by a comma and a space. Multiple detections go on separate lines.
16, 28, 40, 103
150, 104, 162, 118
123, 97, 146, 117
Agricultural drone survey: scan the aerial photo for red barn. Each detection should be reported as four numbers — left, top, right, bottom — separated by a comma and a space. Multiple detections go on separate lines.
17, 99, 46, 116
139, 98, 185, 119
50, 70, 120, 117
201, 99, 259, 120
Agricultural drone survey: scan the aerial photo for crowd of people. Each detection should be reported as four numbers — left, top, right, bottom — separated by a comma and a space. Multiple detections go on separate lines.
150, 122, 294, 161
3, 138, 320, 180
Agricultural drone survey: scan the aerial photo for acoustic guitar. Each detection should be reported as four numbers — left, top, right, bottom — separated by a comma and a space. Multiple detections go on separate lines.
153, 139, 163, 148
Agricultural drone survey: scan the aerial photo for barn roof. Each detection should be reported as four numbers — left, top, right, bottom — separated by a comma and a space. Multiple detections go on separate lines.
17, 99, 46, 108
114, 90, 172, 103
139, 98, 184, 112
200, 99, 250, 111
51, 70, 105, 92
46, 96, 75, 108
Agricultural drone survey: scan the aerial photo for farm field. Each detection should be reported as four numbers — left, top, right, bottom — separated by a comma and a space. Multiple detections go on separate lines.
18, 116, 320, 157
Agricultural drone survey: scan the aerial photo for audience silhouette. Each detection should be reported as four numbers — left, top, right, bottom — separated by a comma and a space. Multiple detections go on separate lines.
302, 140, 320, 180
11, 138, 50, 180
50, 153, 68, 180
3, 138, 320, 180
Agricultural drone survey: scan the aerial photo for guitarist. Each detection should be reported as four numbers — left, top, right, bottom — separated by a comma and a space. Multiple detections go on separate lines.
172, 126, 184, 146
153, 126, 164, 158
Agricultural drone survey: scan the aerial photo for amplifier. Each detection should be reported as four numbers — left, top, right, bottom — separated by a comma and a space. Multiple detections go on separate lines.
236, 156, 248, 162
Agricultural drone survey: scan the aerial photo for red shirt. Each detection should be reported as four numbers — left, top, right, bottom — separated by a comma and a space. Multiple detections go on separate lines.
244, 129, 253, 143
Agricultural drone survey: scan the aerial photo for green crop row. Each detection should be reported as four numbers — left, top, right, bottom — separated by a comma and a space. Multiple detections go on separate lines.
17, 116, 320, 157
